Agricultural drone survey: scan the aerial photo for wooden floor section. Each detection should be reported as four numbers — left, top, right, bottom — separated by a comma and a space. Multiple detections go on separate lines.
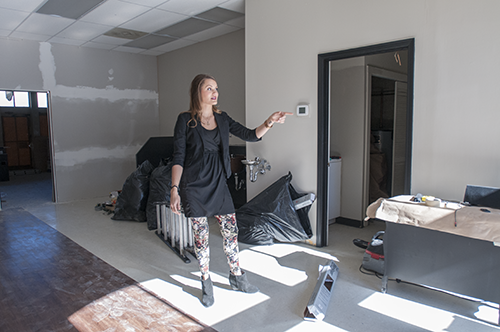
0, 207, 216, 332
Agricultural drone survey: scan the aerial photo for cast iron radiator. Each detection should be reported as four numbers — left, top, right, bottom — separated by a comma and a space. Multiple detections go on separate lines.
155, 202, 194, 263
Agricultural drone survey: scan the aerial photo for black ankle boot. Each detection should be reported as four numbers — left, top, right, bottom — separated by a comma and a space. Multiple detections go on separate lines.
229, 271, 259, 293
201, 276, 214, 307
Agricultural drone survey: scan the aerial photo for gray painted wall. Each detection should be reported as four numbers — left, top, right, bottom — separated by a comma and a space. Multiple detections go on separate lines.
157, 30, 245, 145
0, 38, 159, 202
247, 0, 500, 244
330, 65, 365, 221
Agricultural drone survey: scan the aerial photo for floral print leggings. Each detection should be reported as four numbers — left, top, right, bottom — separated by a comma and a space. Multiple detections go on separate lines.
190, 213, 241, 278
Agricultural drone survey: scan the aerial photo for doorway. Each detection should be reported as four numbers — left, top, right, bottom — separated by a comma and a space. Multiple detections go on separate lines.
316, 39, 415, 247
0, 90, 55, 204
2, 116, 32, 168
366, 67, 408, 208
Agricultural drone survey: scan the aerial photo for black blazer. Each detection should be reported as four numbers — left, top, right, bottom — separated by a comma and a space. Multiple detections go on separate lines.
172, 111, 261, 183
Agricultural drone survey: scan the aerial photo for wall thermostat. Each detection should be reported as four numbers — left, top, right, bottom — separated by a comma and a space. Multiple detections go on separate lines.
297, 104, 309, 116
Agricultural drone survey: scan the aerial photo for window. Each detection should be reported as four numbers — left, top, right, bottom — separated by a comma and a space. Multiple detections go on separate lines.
37, 92, 48, 108
14, 91, 29, 107
0, 91, 14, 107
0, 90, 30, 107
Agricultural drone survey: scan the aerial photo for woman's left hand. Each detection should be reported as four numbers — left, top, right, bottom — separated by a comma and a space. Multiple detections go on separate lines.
268, 111, 293, 125
257, 111, 294, 138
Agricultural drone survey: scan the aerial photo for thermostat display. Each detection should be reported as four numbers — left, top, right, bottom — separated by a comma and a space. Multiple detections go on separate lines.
297, 104, 309, 116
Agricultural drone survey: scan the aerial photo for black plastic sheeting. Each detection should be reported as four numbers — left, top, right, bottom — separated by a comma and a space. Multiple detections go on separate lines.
145, 160, 173, 230
112, 160, 154, 222
236, 172, 313, 245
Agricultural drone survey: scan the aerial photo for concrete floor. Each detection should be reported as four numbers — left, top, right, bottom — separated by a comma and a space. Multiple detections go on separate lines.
1, 171, 499, 332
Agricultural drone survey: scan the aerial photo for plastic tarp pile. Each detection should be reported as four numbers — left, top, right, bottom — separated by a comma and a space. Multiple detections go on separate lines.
145, 161, 173, 230
112, 159, 173, 230
110, 164, 313, 246
111, 160, 154, 223
236, 172, 313, 245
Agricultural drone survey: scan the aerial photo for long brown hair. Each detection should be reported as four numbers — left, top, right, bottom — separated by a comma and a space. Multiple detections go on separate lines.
187, 74, 221, 127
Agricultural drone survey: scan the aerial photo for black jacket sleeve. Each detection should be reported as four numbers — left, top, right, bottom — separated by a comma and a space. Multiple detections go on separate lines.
172, 112, 189, 168
222, 111, 262, 142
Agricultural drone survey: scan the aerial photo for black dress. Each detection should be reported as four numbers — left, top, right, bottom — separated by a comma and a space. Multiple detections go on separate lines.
180, 125, 235, 218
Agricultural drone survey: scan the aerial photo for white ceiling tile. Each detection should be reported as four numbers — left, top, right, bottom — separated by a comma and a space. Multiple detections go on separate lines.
113, 45, 144, 53
186, 23, 239, 42
0, 0, 46, 12
10, 30, 51, 42
56, 21, 112, 40
82, 41, 117, 50
139, 49, 164, 56
91, 34, 130, 45
225, 16, 244, 29
120, 8, 187, 33
80, 0, 150, 26
157, 0, 226, 16
48, 36, 86, 46
0, 0, 245, 55
219, 0, 245, 14
118, 0, 170, 8
0, 8, 31, 30
16, 13, 74, 35
150, 37, 196, 53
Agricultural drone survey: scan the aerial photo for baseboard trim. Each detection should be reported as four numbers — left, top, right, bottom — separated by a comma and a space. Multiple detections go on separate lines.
335, 217, 363, 228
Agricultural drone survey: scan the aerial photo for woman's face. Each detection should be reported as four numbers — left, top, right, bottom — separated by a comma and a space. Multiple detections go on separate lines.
200, 79, 218, 107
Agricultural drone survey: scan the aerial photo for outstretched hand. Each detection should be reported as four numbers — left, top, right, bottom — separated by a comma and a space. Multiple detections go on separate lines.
257, 111, 294, 138
269, 111, 293, 125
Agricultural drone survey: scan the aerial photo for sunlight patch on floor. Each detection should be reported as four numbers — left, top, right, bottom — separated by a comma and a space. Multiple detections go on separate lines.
141, 277, 270, 326
249, 243, 339, 261
475, 305, 500, 325
285, 320, 349, 332
359, 292, 499, 331
238, 249, 308, 287
68, 284, 206, 331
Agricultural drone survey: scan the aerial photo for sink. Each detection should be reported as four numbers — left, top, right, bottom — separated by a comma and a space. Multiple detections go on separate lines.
241, 157, 270, 182
241, 159, 259, 166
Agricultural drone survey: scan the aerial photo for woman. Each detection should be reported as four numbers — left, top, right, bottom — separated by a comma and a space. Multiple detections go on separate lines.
170, 74, 291, 307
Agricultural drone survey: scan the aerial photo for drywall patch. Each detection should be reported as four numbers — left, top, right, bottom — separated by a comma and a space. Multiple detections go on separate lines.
38, 42, 158, 103
53, 85, 157, 103
39, 42, 57, 91
55, 144, 142, 167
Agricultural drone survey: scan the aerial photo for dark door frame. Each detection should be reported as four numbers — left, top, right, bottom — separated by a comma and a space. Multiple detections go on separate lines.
316, 38, 415, 247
